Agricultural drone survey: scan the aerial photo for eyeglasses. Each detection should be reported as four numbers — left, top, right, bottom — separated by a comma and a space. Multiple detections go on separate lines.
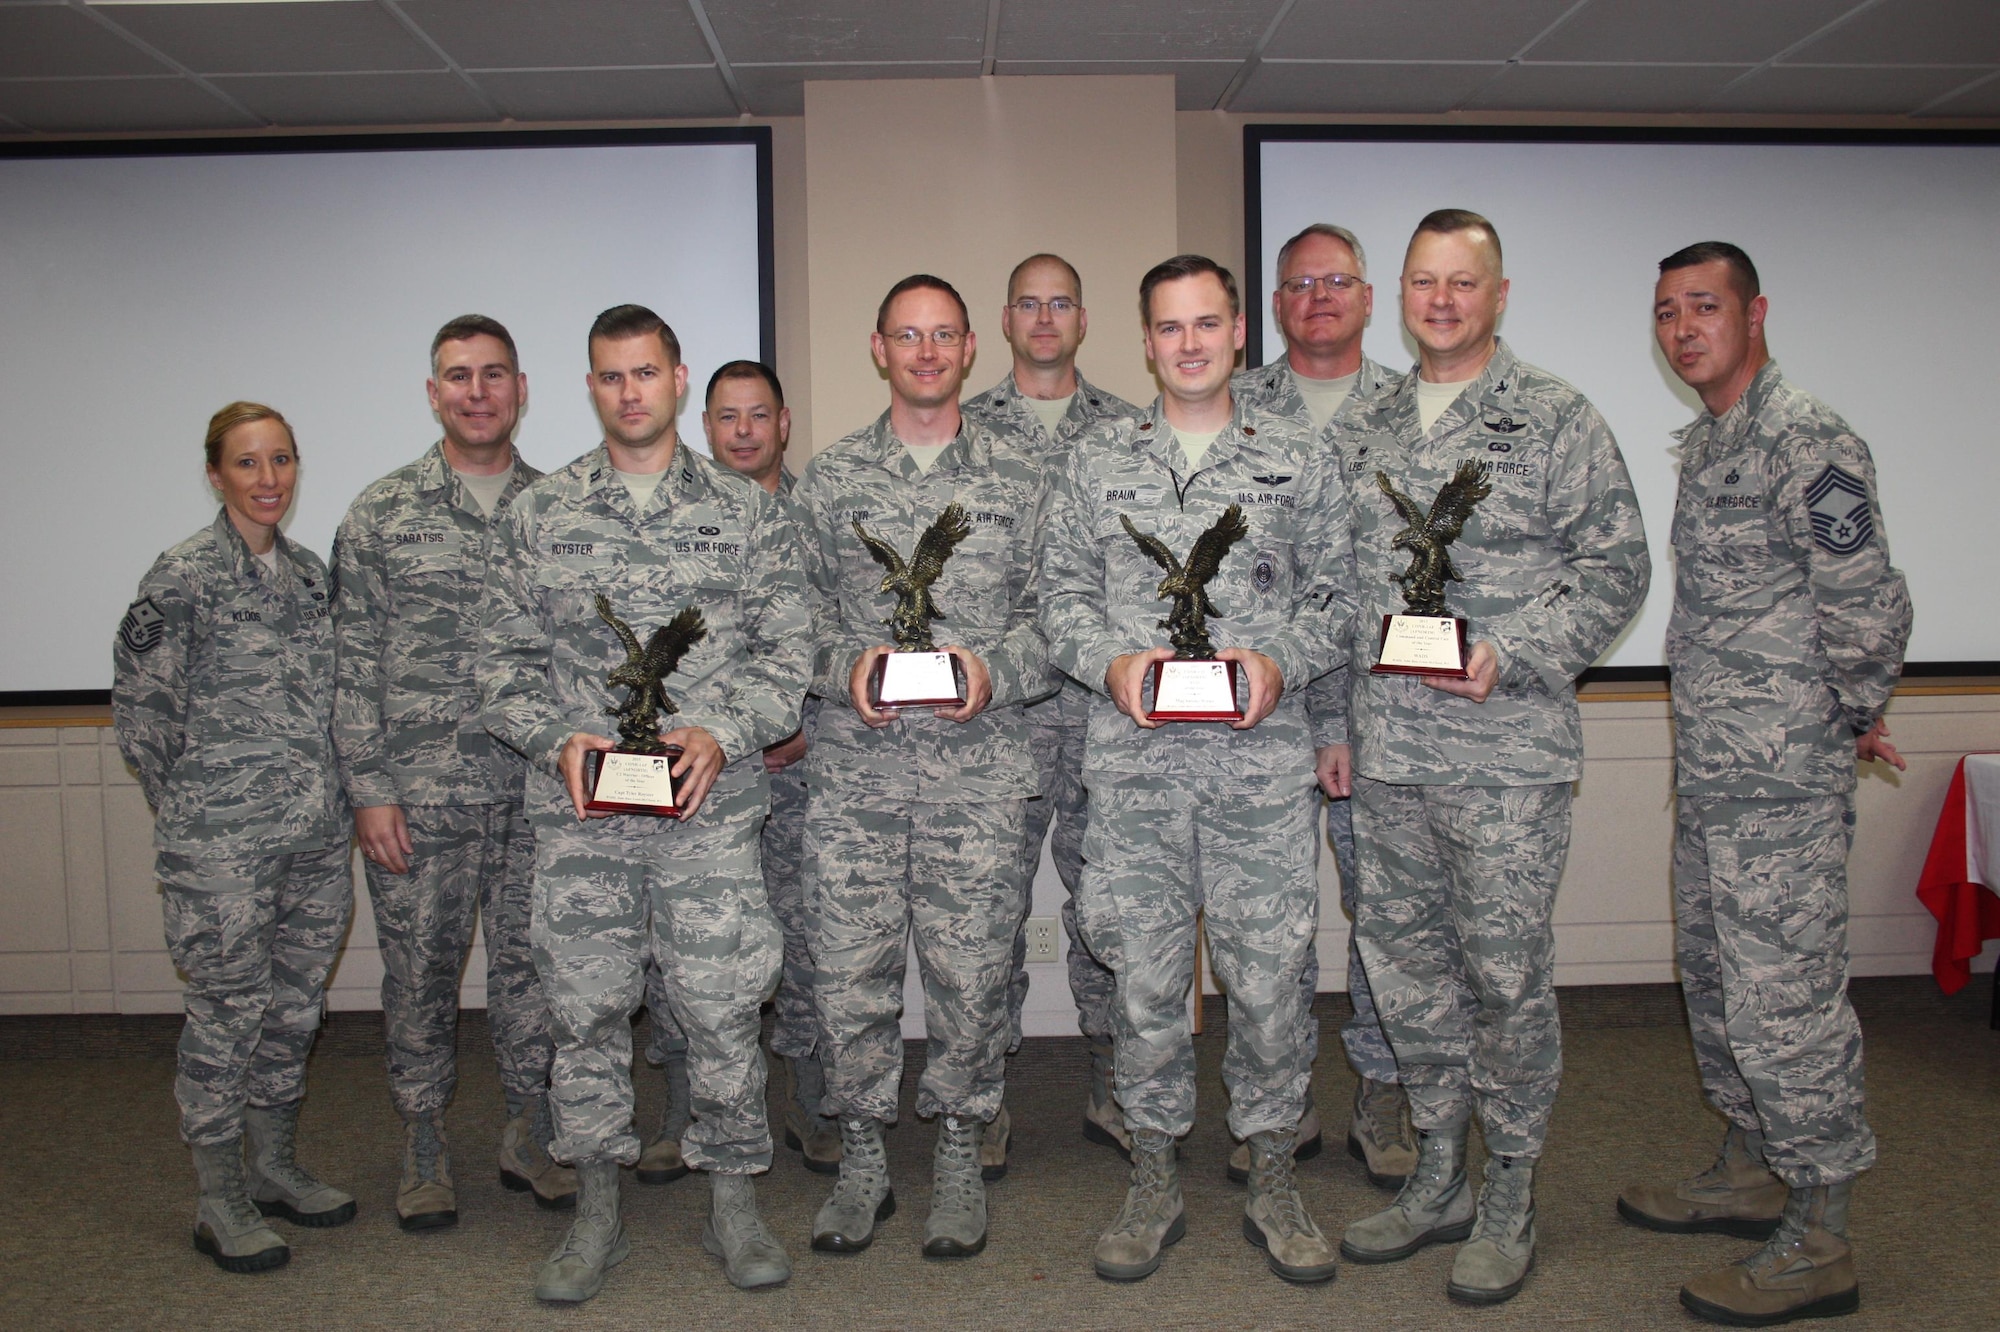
1279, 273, 1365, 296
1008, 297, 1078, 317
886, 328, 967, 348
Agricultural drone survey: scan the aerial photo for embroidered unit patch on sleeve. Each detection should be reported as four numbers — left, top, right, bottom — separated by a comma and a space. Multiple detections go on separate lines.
118, 597, 166, 654
1804, 463, 1873, 556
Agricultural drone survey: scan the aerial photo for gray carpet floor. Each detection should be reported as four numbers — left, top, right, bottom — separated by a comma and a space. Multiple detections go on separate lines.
1, 977, 1995, 1331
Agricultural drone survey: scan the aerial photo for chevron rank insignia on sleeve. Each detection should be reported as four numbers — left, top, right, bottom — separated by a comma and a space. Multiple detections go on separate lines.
118, 597, 166, 654
1805, 463, 1873, 556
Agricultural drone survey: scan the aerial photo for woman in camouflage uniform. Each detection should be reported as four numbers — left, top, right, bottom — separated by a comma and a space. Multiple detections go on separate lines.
112, 402, 354, 1273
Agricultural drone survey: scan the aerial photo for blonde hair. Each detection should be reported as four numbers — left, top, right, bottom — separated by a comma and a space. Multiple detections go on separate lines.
204, 401, 297, 470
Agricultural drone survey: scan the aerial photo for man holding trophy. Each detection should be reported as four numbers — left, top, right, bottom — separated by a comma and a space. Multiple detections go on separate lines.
1040, 255, 1356, 1285
793, 276, 1052, 1261
1338, 211, 1650, 1305
477, 305, 810, 1301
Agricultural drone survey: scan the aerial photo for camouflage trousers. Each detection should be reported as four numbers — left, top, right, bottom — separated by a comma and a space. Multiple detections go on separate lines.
1324, 794, 1398, 1084
1675, 793, 1875, 1186
159, 842, 354, 1148
364, 801, 552, 1119
530, 783, 781, 1173
1352, 777, 1568, 1158
1078, 772, 1320, 1140
806, 793, 1029, 1123
642, 759, 816, 1064
1008, 697, 1117, 1048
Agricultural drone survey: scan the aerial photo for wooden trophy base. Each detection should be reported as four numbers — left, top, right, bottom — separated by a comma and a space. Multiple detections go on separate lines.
584, 745, 683, 817
1146, 657, 1244, 723
869, 651, 968, 708
1372, 614, 1471, 678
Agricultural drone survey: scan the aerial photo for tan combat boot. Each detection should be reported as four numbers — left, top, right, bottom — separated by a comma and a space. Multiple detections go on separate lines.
1680, 1181, 1859, 1326
1081, 1040, 1132, 1159
704, 1171, 792, 1288
924, 1113, 989, 1257
1341, 1121, 1474, 1263
1242, 1128, 1339, 1283
1346, 1077, 1417, 1188
535, 1160, 629, 1303
500, 1090, 577, 1210
781, 1054, 841, 1175
1094, 1129, 1185, 1282
396, 1116, 457, 1231
1228, 1100, 1323, 1183
1447, 1154, 1537, 1304
635, 1053, 691, 1185
1620, 1122, 1787, 1240
244, 1101, 356, 1227
979, 1103, 1011, 1181
811, 1117, 896, 1253
190, 1139, 289, 1273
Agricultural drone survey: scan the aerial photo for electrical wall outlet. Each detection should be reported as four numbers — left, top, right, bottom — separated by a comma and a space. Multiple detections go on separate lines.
1023, 916, 1060, 963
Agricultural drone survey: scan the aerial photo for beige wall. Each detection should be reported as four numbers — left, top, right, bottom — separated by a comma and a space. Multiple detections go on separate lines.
802, 77, 1177, 455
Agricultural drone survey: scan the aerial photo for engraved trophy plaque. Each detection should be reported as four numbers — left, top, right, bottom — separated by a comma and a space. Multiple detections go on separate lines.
855, 503, 972, 709
1122, 503, 1248, 722
585, 593, 705, 816
1371, 461, 1491, 678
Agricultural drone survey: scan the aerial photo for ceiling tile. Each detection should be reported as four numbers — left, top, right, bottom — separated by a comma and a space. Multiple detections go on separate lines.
1463, 62, 1749, 112
0, 4, 171, 78
100, 0, 441, 75
470, 67, 737, 121
0, 74, 252, 132
1235, 60, 1503, 113
1790, 0, 2000, 64
1268, 0, 1579, 63
1917, 71, 2000, 115
1524, 0, 1858, 63
704, 0, 987, 65
397, 0, 712, 70
1707, 63, 1984, 113
992, 60, 1239, 110
737, 63, 976, 116
995, 0, 1277, 61
211, 71, 498, 126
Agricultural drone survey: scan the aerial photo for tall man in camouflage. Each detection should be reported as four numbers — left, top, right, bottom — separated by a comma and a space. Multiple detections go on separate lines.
478, 305, 809, 1300
114, 401, 354, 1274
637, 359, 840, 1183
1338, 211, 1649, 1305
1232, 222, 1412, 1189
1621, 243, 1911, 1327
333, 315, 569, 1230
964, 253, 1138, 1159
1041, 255, 1356, 1285
797, 275, 1051, 1260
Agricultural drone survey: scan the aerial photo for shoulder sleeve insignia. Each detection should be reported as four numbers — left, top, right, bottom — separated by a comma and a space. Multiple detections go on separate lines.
1804, 463, 1873, 556
118, 597, 167, 655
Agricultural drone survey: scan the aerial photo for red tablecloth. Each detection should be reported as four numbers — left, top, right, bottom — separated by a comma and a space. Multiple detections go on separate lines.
1914, 755, 2000, 995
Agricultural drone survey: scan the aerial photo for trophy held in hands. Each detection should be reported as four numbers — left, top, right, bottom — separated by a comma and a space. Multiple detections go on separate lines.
855, 502, 973, 708
1372, 460, 1491, 677
1122, 503, 1249, 722
585, 592, 706, 816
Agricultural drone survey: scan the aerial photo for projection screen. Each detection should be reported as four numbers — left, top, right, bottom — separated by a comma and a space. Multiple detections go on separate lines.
1247, 127, 1999, 671
0, 128, 771, 697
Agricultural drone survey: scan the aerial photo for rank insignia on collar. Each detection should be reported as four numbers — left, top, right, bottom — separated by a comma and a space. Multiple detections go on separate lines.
119, 597, 166, 655
1805, 464, 1873, 556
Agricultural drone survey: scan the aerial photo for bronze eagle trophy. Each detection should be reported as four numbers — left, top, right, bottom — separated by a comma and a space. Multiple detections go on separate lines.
853, 502, 973, 652
596, 593, 707, 754
1121, 503, 1249, 659
1376, 462, 1491, 618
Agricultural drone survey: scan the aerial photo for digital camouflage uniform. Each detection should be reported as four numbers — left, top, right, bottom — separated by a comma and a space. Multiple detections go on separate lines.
642, 473, 820, 1070
477, 444, 808, 1172
333, 442, 552, 1122
1666, 360, 1910, 1187
1345, 340, 1649, 1158
965, 370, 1137, 1047
1040, 395, 1356, 1139
1232, 354, 1399, 1083
113, 511, 349, 1149
796, 412, 1051, 1124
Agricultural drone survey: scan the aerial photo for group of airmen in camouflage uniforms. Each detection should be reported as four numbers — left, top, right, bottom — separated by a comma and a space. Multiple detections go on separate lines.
111, 205, 1909, 1325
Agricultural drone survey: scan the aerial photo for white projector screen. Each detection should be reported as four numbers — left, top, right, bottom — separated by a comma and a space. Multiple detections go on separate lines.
1248, 130, 2000, 670
0, 130, 771, 696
